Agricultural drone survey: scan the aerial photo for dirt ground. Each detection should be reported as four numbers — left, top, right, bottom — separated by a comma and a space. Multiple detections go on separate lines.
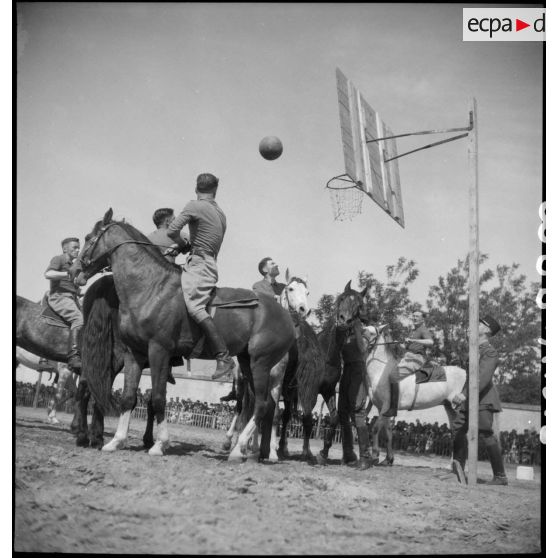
14, 406, 541, 555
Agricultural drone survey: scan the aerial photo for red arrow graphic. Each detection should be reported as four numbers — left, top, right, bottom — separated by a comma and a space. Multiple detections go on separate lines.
516, 19, 530, 31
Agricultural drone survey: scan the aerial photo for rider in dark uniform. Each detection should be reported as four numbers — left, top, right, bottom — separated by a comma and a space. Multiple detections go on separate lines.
337, 316, 373, 470
451, 315, 508, 485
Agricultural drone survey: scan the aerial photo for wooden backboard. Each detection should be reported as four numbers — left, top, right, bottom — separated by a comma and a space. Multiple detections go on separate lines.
336, 68, 405, 227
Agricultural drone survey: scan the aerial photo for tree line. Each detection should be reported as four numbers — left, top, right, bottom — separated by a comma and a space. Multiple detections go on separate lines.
312, 256, 541, 405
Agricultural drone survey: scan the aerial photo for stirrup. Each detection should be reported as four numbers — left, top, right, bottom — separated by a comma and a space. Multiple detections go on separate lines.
212, 355, 235, 380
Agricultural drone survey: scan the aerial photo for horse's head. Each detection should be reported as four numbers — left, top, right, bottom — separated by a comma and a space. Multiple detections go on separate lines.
336, 280, 371, 327
281, 268, 310, 319
70, 208, 115, 285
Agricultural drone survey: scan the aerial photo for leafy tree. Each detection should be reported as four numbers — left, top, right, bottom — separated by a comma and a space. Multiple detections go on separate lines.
312, 257, 420, 357
356, 257, 420, 355
427, 257, 541, 404
312, 293, 336, 332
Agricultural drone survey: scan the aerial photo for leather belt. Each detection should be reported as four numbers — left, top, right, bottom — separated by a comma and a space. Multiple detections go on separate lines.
190, 248, 216, 258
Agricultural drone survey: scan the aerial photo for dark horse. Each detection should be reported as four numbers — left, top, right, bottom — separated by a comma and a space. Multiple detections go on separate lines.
315, 279, 372, 466
71, 209, 295, 460
276, 317, 326, 463
15, 276, 124, 447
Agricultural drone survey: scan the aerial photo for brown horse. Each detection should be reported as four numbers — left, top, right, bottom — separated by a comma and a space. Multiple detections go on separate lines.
15, 347, 76, 424
15, 277, 122, 447
71, 209, 295, 460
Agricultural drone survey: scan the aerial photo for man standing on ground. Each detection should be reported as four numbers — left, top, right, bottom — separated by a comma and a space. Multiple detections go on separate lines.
451, 315, 508, 486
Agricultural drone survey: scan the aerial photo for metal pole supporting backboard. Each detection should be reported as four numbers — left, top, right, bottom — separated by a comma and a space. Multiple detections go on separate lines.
467, 98, 480, 487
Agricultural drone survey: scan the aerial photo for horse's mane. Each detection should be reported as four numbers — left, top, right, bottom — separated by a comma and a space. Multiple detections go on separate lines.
97, 219, 180, 275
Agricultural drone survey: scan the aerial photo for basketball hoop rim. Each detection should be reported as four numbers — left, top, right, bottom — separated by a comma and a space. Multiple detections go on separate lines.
325, 174, 362, 190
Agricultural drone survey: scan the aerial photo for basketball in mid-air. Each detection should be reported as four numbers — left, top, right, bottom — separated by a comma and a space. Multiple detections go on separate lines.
259, 136, 283, 160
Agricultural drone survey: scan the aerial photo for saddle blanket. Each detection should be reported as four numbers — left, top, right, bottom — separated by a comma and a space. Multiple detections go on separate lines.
207, 287, 259, 308
415, 362, 447, 384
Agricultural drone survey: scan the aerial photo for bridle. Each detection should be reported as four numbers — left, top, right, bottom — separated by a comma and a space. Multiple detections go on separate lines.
281, 276, 309, 322
78, 221, 177, 272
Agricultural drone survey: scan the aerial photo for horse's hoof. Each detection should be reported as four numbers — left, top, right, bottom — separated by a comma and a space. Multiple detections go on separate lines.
148, 441, 168, 456
102, 438, 127, 452
76, 434, 90, 447
371, 457, 380, 466
268, 450, 279, 463
227, 450, 246, 463
222, 439, 232, 451
143, 438, 155, 450
247, 452, 260, 463
316, 452, 328, 466
278, 447, 290, 460
90, 438, 104, 450
378, 456, 394, 467
303, 453, 317, 465
50, 418, 60, 425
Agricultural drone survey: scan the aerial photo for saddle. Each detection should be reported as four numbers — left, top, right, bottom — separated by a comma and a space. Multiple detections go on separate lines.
39, 293, 72, 328
415, 361, 447, 384
189, 287, 260, 359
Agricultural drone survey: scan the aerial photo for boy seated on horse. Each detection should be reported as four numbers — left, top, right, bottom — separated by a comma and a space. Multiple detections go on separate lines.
383, 309, 434, 417
44, 237, 83, 370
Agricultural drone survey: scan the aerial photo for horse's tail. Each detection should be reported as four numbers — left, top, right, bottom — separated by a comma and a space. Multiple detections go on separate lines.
295, 321, 326, 414
81, 275, 120, 415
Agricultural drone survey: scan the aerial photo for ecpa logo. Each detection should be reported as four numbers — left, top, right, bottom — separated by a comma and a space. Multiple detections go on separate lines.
463, 8, 545, 41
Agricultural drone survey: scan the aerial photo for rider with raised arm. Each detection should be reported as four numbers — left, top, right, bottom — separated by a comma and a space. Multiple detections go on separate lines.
383, 309, 434, 418
148, 208, 190, 263
44, 237, 84, 370
166, 173, 235, 379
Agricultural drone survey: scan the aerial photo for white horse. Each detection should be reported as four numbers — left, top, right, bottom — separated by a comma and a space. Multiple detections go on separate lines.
362, 325, 466, 466
15, 347, 77, 424
227, 269, 310, 461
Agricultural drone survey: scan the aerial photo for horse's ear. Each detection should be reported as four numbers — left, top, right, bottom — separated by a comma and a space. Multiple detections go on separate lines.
361, 280, 372, 298
285, 268, 291, 283
103, 208, 113, 225
378, 324, 388, 334
344, 280, 352, 293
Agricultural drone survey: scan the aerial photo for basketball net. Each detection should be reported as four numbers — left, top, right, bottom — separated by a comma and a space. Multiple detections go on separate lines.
326, 177, 364, 221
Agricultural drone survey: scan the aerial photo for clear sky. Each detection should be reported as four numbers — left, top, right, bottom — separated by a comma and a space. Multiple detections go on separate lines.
16, 3, 542, 310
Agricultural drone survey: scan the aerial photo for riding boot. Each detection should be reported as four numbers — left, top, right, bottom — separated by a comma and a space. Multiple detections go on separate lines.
220, 379, 237, 402
198, 317, 235, 379
356, 425, 373, 470
341, 422, 358, 465
383, 382, 400, 418
483, 437, 508, 485
67, 327, 82, 371
451, 429, 468, 484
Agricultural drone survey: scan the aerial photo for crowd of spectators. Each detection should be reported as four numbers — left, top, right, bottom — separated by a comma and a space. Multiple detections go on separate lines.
16, 381, 541, 465
15, 380, 57, 406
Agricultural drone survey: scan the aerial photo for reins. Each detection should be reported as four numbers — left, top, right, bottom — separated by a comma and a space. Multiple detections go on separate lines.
80, 222, 179, 270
